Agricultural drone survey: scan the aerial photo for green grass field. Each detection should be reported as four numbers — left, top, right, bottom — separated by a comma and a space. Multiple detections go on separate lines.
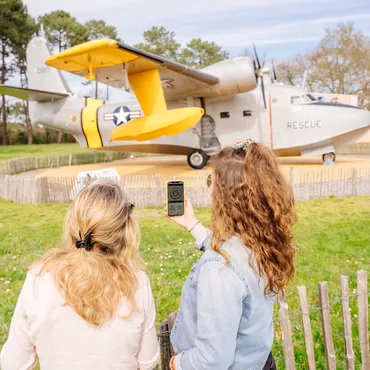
0, 197, 369, 368
0, 144, 90, 161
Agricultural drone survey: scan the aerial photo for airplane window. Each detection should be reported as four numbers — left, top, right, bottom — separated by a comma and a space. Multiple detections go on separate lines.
301, 95, 312, 103
306, 94, 317, 101
291, 96, 301, 104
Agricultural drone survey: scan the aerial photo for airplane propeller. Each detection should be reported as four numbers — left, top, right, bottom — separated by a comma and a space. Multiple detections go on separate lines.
253, 44, 267, 109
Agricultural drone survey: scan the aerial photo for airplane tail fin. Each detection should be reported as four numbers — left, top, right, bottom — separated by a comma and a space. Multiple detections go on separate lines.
26, 33, 72, 95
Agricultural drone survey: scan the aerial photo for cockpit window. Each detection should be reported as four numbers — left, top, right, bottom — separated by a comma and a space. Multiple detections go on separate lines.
301, 95, 313, 103
291, 96, 301, 104
291, 95, 316, 104
306, 94, 317, 101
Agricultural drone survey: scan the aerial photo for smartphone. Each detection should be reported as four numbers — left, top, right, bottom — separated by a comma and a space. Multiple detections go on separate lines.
166, 180, 185, 217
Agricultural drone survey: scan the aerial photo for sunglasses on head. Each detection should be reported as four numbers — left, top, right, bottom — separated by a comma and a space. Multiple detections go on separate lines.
205, 173, 212, 188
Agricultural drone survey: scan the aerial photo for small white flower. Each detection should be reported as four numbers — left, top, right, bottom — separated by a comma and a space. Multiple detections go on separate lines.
5, 289, 10, 294
361, 258, 364, 261
4, 280, 10, 285
161, 268, 163, 271
155, 249, 158, 252
13, 267, 17, 271
178, 270, 182, 273
346, 260, 349, 262
354, 314, 358, 318
355, 261, 358, 264
353, 289, 357, 294
160, 264, 163, 267
13, 256, 17, 259
160, 256, 163, 259
164, 257, 167, 260
161, 273, 164, 276
147, 248, 151, 251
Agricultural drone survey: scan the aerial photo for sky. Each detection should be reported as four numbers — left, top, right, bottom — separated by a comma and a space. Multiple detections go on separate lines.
14, 0, 370, 98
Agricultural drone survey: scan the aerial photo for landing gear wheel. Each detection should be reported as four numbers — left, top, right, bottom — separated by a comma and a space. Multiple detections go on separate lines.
322, 152, 336, 163
187, 149, 209, 170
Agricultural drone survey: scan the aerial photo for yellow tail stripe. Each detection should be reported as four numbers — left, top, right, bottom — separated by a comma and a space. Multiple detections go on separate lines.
81, 98, 104, 148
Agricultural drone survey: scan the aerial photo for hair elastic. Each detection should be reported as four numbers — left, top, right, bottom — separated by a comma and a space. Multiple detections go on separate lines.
76, 230, 94, 251
232, 138, 255, 151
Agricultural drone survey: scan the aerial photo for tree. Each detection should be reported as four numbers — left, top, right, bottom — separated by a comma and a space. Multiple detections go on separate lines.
85, 20, 118, 40
135, 26, 180, 60
310, 23, 370, 108
177, 39, 229, 69
0, 0, 35, 145
38, 10, 88, 143
38, 10, 88, 52
13, 12, 37, 144
276, 23, 370, 109
276, 53, 314, 90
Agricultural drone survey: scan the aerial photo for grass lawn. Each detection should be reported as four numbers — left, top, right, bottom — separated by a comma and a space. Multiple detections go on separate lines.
0, 144, 91, 162
0, 197, 369, 368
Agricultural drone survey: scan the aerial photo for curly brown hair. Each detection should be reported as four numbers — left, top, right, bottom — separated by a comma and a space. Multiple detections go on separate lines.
209, 142, 297, 296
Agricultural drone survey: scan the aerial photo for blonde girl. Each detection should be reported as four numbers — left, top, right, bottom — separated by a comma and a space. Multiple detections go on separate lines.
1, 179, 159, 370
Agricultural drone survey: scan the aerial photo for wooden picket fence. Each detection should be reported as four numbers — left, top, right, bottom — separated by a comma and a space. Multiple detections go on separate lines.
0, 151, 128, 176
0, 166, 370, 205
158, 270, 369, 370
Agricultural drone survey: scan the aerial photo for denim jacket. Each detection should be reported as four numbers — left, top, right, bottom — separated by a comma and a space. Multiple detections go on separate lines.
170, 229, 276, 370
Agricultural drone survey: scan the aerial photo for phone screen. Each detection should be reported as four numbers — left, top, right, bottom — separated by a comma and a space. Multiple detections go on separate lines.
167, 181, 184, 217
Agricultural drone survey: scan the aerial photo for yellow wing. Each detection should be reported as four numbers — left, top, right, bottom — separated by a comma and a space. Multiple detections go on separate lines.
45, 39, 210, 141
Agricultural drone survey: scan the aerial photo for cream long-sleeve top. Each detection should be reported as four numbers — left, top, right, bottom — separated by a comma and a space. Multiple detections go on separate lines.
0, 268, 160, 370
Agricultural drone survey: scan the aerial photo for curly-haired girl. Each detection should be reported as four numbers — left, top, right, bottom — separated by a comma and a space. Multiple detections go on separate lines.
166, 141, 297, 370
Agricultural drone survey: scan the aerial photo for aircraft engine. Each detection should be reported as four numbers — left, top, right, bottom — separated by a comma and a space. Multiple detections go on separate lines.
201, 57, 258, 96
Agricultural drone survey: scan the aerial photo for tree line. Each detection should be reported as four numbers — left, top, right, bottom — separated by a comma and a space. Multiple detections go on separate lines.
1, 0, 369, 146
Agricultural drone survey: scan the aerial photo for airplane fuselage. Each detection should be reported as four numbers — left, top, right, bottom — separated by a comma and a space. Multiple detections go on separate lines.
30, 83, 370, 159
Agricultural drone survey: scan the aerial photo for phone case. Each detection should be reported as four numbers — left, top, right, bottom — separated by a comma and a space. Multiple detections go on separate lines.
166, 181, 185, 217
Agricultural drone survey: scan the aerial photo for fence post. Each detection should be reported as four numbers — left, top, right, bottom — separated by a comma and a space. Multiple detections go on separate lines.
352, 168, 357, 196
57, 153, 60, 167
22, 158, 26, 172
297, 286, 316, 370
340, 276, 355, 370
7, 160, 11, 175
289, 167, 294, 189
357, 270, 369, 370
278, 295, 296, 370
159, 320, 171, 370
69, 153, 72, 166
318, 281, 336, 370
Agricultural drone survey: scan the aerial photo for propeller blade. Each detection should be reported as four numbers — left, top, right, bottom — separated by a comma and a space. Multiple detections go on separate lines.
260, 75, 267, 109
272, 59, 277, 81
253, 43, 261, 70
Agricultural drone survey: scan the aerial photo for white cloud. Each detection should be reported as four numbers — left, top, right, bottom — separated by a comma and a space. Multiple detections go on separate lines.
197, 12, 370, 47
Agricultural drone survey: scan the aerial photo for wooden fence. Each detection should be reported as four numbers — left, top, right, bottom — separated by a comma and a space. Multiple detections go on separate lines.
0, 151, 128, 175
158, 270, 369, 370
0, 166, 370, 205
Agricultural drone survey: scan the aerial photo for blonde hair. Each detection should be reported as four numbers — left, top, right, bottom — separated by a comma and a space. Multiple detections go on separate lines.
32, 179, 143, 327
